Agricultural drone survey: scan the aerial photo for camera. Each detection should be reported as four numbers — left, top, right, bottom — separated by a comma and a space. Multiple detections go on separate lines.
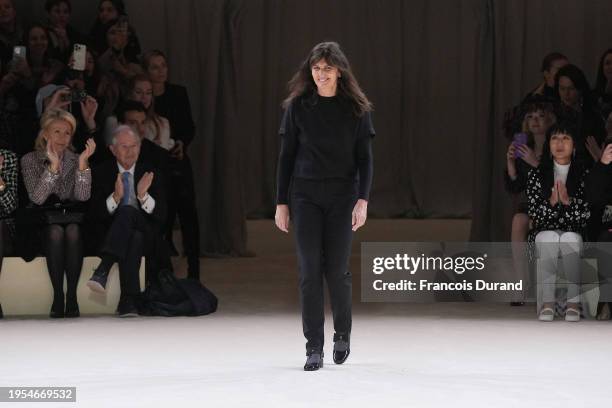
61, 88, 88, 103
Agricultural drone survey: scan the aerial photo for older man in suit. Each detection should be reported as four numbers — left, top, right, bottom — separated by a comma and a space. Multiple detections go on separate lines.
86, 125, 166, 317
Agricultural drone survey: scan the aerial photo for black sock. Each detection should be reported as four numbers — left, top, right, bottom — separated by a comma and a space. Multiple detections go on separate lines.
96, 254, 118, 275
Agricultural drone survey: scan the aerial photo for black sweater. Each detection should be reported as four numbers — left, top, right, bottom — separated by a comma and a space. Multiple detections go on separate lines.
276, 94, 374, 204
154, 83, 196, 147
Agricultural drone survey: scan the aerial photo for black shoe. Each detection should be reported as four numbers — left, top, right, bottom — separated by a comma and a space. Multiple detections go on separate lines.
304, 350, 324, 371
50, 297, 65, 318
117, 297, 139, 318
87, 267, 110, 293
65, 297, 80, 318
0, 303, 3, 319
333, 335, 350, 364
510, 301, 525, 306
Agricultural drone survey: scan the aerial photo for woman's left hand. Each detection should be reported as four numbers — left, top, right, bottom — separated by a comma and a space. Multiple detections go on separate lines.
79, 138, 96, 170
352, 199, 368, 231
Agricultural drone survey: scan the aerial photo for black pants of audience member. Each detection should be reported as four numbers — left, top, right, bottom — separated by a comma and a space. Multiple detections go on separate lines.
596, 230, 612, 311
100, 206, 159, 301
165, 156, 200, 280
0, 220, 11, 318
290, 178, 356, 353
45, 223, 83, 313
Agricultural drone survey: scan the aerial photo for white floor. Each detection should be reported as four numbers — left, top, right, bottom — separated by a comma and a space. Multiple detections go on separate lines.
2, 304, 612, 408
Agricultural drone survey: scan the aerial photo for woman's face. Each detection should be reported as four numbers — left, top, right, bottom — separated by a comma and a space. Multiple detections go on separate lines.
603, 53, 612, 82
28, 27, 48, 55
106, 23, 128, 51
85, 51, 95, 76
550, 132, 574, 163
525, 110, 551, 135
0, 0, 16, 26
98, 1, 118, 24
147, 55, 168, 84
48, 2, 70, 28
558, 76, 580, 108
311, 58, 339, 96
44, 119, 73, 154
131, 80, 153, 109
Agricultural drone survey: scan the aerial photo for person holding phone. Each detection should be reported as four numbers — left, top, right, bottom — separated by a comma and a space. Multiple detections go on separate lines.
44, 0, 85, 62
275, 42, 374, 370
505, 98, 556, 305
526, 121, 589, 322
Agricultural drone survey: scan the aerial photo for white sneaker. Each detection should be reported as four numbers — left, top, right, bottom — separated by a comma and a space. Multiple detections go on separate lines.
538, 307, 554, 322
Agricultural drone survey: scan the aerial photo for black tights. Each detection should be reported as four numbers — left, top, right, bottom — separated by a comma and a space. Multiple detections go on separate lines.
44, 223, 83, 304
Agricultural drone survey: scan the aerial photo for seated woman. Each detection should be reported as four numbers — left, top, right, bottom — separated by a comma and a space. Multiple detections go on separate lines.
0, 148, 18, 318
20, 109, 96, 318
527, 122, 590, 322
505, 98, 556, 304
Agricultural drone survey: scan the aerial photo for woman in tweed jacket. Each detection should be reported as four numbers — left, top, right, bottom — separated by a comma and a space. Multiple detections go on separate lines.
21, 109, 96, 318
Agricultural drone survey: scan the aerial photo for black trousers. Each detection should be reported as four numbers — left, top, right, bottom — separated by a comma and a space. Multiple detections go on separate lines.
165, 155, 201, 279
290, 178, 356, 352
596, 230, 612, 305
101, 206, 155, 298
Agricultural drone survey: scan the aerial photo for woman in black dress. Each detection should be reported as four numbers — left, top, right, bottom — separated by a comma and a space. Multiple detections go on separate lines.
275, 42, 374, 371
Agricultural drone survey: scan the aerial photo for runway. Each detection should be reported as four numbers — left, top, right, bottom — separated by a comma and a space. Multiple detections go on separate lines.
1, 220, 610, 407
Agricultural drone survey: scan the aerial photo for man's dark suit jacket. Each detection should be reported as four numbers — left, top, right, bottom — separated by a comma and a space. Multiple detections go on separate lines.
86, 158, 167, 253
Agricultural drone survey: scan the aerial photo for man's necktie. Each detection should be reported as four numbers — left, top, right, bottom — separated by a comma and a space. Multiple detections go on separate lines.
121, 172, 130, 206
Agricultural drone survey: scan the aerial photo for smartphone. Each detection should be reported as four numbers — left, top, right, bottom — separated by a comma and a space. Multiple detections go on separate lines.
512, 133, 528, 158
12, 46, 26, 60
71, 43, 87, 71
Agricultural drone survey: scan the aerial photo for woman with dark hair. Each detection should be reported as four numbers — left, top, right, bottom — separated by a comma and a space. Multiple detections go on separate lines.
142, 49, 200, 280
505, 98, 556, 305
554, 64, 606, 166
44, 0, 85, 62
96, 16, 141, 78
17, 24, 64, 90
20, 109, 96, 318
88, 0, 133, 55
527, 122, 590, 322
594, 48, 612, 111
275, 42, 374, 370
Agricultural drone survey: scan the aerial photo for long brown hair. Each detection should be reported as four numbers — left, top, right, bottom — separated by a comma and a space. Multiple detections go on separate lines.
282, 41, 372, 116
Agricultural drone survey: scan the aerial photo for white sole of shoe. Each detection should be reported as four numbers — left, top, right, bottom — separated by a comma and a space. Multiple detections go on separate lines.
86, 280, 106, 294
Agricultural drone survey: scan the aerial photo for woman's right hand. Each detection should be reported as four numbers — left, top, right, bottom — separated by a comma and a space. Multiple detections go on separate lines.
275, 204, 290, 233
601, 144, 612, 165
46, 143, 60, 174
